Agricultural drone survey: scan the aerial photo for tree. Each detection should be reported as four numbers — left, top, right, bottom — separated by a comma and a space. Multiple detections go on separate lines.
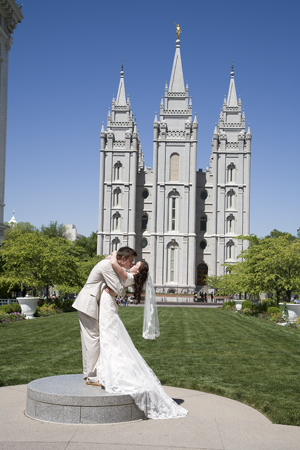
0, 228, 83, 297
266, 229, 296, 241
222, 234, 300, 303
4, 221, 36, 235
40, 221, 67, 239
74, 231, 98, 258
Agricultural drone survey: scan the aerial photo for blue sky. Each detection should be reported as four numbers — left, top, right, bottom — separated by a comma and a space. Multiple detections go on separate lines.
5, 0, 300, 238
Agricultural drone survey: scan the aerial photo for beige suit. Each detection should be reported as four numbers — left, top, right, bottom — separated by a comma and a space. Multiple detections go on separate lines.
73, 259, 125, 381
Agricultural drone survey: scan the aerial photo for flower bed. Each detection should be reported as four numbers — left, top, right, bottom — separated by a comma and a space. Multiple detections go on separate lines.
222, 300, 300, 328
0, 312, 27, 323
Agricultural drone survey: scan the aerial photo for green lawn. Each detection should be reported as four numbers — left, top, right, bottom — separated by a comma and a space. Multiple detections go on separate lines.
1, 307, 299, 426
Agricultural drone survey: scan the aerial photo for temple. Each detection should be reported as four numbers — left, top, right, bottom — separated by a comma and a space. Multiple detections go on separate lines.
97, 36, 251, 293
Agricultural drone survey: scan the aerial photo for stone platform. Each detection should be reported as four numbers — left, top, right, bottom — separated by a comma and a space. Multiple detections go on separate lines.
26, 374, 145, 424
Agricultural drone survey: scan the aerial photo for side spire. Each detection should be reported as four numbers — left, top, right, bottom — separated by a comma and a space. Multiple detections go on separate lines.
116, 62, 126, 105
169, 30, 185, 92
227, 62, 238, 107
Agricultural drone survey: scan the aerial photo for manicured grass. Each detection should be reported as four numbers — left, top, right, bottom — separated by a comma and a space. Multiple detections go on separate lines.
1, 307, 299, 426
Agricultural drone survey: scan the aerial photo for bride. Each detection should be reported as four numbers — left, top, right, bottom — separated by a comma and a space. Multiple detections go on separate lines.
96, 252, 188, 420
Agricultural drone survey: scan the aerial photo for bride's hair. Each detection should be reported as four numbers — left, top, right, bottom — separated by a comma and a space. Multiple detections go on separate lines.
133, 260, 149, 303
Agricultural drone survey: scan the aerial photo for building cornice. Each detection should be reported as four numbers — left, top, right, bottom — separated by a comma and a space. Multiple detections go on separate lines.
0, 0, 23, 36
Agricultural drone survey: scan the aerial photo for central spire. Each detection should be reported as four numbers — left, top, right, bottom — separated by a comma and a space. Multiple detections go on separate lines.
169, 34, 185, 92
227, 63, 238, 107
116, 63, 126, 105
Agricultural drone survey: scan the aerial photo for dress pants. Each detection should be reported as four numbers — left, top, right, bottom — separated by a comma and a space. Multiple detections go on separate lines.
78, 311, 99, 382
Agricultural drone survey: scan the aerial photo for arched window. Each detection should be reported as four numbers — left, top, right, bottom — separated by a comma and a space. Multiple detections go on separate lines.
168, 190, 180, 231
227, 163, 236, 183
227, 190, 235, 209
112, 238, 120, 251
200, 215, 207, 232
226, 215, 235, 233
226, 241, 234, 260
113, 188, 121, 207
140, 238, 148, 248
200, 240, 207, 250
167, 241, 178, 282
200, 190, 208, 200
141, 213, 148, 231
142, 189, 149, 199
170, 153, 179, 181
112, 212, 121, 231
114, 161, 122, 181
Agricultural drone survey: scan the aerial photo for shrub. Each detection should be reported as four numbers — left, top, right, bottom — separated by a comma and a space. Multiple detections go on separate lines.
267, 307, 282, 315
0, 303, 22, 314
259, 299, 276, 312
257, 312, 272, 321
270, 314, 285, 323
239, 307, 255, 315
62, 298, 75, 312
0, 312, 26, 323
242, 300, 253, 310
223, 301, 236, 308
54, 297, 62, 309
223, 305, 236, 311
35, 305, 60, 317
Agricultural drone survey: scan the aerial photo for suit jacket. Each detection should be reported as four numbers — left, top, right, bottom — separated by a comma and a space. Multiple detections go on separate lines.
73, 259, 125, 320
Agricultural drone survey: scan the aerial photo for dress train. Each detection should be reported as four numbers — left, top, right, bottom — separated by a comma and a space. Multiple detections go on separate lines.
97, 291, 188, 420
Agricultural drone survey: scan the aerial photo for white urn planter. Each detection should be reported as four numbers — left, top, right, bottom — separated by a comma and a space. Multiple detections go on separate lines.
279, 303, 300, 323
17, 297, 40, 319
234, 300, 244, 309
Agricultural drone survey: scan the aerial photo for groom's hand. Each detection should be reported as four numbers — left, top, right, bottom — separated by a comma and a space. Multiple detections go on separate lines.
105, 286, 116, 296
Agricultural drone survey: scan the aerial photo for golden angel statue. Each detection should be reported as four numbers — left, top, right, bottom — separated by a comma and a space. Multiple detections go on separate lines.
174, 23, 182, 39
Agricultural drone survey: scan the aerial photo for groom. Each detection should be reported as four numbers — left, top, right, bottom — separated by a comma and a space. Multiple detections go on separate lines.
73, 246, 137, 385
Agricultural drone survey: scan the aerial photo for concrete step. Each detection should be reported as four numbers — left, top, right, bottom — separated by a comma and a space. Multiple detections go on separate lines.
26, 374, 145, 424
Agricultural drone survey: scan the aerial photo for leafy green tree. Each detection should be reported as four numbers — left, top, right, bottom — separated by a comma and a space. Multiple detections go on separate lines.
40, 221, 67, 239
297, 227, 300, 239
74, 231, 98, 258
223, 234, 300, 303
4, 222, 36, 236
266, 229, 296, 241
0, 228, 82, 298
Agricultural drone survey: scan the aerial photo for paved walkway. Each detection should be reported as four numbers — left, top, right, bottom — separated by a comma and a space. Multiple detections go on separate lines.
1, 383, 300, 450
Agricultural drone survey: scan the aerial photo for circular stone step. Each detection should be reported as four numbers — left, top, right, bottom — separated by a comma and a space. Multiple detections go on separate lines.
26, 374, 145, 424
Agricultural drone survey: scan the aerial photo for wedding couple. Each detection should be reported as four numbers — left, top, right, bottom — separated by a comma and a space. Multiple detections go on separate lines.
73, 246, 187, 420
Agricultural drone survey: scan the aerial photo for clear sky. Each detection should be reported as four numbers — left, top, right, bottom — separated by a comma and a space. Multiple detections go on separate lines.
5, 0, 300, 238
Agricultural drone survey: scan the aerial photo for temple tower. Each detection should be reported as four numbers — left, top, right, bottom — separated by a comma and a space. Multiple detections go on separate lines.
97, 66, 144, 255
198, 65, 252, 282
151, 37, 198, 292
0, 1, 23, 240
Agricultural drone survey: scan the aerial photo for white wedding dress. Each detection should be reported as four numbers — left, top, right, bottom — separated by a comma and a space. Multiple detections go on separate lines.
97, 286, 188, 420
